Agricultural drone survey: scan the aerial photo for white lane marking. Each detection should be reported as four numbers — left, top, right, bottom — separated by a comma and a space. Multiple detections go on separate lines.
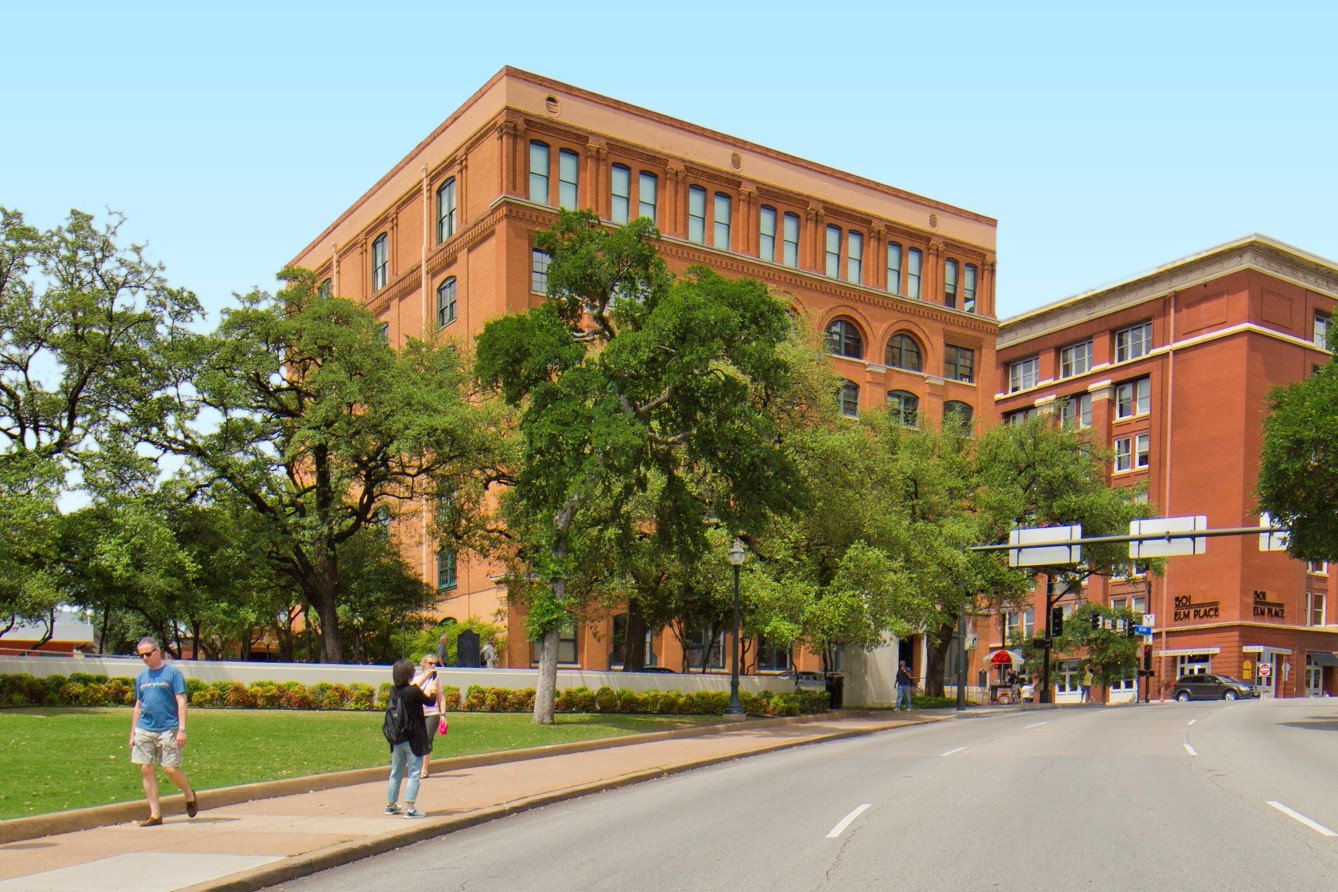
1268, 801, 1338, 837
1225, 704, 1241, 711
1025, 722, 1047, 729
1184, 743, 1197, 756
1187, 719, 1197, 726
827, 803, 873, 838
941, 746, 965, 757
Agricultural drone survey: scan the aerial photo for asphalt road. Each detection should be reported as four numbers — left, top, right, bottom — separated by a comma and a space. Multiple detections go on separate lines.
277, 699, 1338, 891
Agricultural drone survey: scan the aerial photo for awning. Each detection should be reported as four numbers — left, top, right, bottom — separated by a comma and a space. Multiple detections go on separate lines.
986, 649, 1023, 666
1306, 652, 1338, 668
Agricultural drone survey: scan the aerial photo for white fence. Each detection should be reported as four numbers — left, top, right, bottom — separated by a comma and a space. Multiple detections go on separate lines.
0, 655, 802, 698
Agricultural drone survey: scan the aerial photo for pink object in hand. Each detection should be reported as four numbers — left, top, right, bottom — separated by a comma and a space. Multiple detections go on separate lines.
438, 720, 449, 736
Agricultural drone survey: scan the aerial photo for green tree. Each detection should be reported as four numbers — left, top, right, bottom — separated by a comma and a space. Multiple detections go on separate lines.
0, 207, 202, 639
1258, 329, 1338, 561
156, 269, 509, 663
476, 211, 806, 722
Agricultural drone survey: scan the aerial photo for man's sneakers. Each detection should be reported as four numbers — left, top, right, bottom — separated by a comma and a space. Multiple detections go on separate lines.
403, 808, 426, 819
138, 815, 163, 827
385, 804, 402, 815
186, 795, 199, 818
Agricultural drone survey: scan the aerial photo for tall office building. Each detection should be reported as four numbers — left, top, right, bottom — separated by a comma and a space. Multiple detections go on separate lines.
291, 68, 998, 676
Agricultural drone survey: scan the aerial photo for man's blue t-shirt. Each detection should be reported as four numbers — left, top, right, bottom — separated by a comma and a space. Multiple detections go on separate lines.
135, 664, 186, 732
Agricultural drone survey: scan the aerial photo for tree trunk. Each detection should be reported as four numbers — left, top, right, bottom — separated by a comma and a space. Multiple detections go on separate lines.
924, 617, 957, 698
621, 598, 648, 671
533, 626, 559, 724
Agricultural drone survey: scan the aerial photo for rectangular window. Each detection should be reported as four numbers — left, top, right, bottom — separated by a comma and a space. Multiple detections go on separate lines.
1115, 437, 1133, 471
688, 186, 706, 244
782, 212, 799, 267
713, 192, 732, 250
1135, 432, 1150, 468
1307, 590, 1326, 626
558, 149, 579, 210
1006, 608, 1035, 641
437, 178, 457, 243
319, 278, 332, 298
1115, 321, 1152, 362
531, 618, 578, 665
610, 164, 630, 224
944, 259, 959, 308
686, 628, 725, 671
377, 322, 390, 346
1008, 356, 1039, 392
964, 264, 978, 313
887, 242, 903, 294
436, 278, 457, 328
1316, 311, 1331, 349
825, 225, 841, 278
847, 231, 863, 284
371, 234, 388, 291
531, 249, 551, 294
1005, 407, 1039, 425
528, 141, 550, 205
944, 344, 974, 383
759, 206, 777, 263
1115, 377, 1151, 418
755, 639, 791, 672
1059, 340, 1093, 378
1059, 392, 1092, 429
638, 172, 658, 221
437, 547, 457, 590
907, 248, 923, 299
1308, 560, 1329, 575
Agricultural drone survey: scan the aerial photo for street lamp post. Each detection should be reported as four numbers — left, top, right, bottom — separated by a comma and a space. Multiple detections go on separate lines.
725, 538, 747, 717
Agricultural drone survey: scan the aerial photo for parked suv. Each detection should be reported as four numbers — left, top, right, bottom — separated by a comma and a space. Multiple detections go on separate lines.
1172, 674, 1259, 702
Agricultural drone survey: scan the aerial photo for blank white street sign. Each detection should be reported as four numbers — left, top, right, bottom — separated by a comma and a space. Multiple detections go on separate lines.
1130, 515, 1208, 559
1008, 525, 1082, 567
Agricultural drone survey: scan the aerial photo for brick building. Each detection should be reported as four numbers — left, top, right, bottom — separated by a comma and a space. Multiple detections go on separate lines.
990, 236, 1337, 700
290, 67, 998, 684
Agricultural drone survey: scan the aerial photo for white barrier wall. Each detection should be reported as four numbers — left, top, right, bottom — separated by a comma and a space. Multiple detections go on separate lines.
0, 655, 802, 699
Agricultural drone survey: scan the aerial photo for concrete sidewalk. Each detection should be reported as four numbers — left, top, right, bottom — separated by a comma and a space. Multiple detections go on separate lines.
0, 708, 985, 891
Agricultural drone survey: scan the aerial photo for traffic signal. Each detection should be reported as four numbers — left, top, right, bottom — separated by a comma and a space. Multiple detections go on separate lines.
1090, 612, 1101, 631
1052, 606, 1064, 635
1124, 618, 1135, 638
1142, 644, 1152, 672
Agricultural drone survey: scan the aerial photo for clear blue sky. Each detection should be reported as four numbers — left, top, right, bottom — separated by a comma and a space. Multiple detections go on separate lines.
5, 0, 1336, 322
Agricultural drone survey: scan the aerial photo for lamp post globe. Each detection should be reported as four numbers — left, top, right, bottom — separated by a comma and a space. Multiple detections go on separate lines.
725, 539, 747, 716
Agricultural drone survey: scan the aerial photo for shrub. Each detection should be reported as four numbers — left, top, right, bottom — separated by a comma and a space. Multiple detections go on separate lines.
347, 683, 377, 711
223, 682, 256, 708
593, 686, 618, 713
461, 685, 488, 712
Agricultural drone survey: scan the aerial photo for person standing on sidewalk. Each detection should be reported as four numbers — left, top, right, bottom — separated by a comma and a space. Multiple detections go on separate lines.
130, 637, 198, 827
895, 660, 915, 711
1081, 665, 1094, 703
386, 658, 436, 818
412, 654, 446, 779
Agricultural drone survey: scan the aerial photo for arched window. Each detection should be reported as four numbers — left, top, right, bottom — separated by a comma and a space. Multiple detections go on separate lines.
825, 319, 864, 359
944, 400, 974, 434
437, 277, 457, 328
887, 390, 919, 427
838, 380, 860, 418
885, 333, 923, 371
436, 177, 456, 243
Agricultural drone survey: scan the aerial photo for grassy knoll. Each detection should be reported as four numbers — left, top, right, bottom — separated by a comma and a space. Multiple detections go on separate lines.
0, 707, 723, 820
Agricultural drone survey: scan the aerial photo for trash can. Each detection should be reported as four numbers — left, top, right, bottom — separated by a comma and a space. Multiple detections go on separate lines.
825, 673, 845, 709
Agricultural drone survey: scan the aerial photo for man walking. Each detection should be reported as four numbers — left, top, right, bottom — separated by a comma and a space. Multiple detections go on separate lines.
895, 660, 915, 711
130, 637, 198, 827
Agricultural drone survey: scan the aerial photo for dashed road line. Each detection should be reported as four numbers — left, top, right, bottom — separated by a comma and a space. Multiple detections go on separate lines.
1025, 722, 1047, 729
827, 804, 872, 838
940, 746, 965, 757
1268, 801, 1337, 837
1184, 743, 1197, 756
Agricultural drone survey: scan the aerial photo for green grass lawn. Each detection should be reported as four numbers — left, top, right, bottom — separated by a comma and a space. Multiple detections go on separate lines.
0, 708, 723, 820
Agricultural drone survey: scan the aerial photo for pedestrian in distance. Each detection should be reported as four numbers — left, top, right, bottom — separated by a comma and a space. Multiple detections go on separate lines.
1081, 665, 1094, 703
895, 660, 915, 711
480, 639, 496, 669
386, 658, 437, 818
412, 654, 447, 779
129, 637, 198, 827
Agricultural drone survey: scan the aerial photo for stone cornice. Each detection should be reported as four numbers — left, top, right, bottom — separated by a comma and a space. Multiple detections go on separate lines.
1000, 236, 1338, 347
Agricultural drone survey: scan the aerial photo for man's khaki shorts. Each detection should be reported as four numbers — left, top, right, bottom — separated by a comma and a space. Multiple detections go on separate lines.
131, 728, 183, 768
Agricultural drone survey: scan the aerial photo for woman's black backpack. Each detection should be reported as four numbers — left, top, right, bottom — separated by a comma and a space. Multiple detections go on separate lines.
382, 689, 413, 744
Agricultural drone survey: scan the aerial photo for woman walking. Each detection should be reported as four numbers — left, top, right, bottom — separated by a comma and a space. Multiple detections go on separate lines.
385, 658, 436, 818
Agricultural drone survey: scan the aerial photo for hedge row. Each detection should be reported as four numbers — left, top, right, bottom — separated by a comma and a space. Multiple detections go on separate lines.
0, 672, 829, 717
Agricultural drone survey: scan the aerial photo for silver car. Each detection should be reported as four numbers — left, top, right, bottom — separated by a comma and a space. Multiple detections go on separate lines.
1172, 674, 1259, 701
